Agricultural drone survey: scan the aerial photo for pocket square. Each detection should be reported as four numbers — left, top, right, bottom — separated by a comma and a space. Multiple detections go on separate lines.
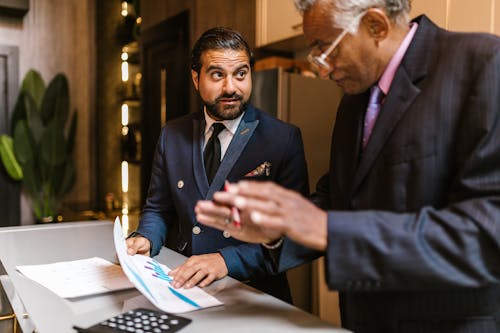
245, 161, 271, 177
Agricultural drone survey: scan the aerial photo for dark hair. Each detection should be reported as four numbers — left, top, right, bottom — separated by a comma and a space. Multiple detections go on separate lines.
190, 27, 255, 74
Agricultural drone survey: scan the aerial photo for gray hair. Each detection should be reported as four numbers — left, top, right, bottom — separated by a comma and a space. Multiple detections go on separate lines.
294, 0, 411, 32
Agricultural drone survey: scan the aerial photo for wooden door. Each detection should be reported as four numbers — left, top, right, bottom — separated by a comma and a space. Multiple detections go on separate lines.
141, 11, 191, 202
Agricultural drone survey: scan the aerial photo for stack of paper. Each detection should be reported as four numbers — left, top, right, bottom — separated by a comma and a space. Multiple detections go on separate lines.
16, 257, 134, 298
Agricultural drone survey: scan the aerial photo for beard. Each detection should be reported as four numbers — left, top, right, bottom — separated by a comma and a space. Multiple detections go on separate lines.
203, 93, 248, 120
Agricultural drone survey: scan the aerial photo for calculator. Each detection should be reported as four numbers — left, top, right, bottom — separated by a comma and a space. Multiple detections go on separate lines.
74, 308, 192, 333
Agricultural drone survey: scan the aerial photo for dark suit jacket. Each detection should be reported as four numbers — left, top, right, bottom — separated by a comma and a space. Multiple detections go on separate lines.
137, 105, 309, 302
272, 15, 500, 332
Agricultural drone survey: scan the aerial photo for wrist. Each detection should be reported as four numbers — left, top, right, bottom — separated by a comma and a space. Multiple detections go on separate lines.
261, 237, 284, 250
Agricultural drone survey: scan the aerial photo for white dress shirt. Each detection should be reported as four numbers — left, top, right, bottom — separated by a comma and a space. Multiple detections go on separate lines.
203, 109, 244, 160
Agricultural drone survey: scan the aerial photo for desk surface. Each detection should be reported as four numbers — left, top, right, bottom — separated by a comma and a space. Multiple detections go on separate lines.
0, 221, 349, 333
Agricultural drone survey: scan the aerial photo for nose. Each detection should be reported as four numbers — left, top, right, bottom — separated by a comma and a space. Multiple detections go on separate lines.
317, 66, 333, 80
223, 76, 236, 94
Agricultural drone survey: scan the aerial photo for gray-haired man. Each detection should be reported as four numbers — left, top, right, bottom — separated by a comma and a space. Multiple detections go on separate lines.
196, 1, 500, 332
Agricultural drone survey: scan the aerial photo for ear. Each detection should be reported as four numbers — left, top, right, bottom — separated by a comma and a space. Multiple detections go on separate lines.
191, 70, 199, 90
360, 8, 390, 44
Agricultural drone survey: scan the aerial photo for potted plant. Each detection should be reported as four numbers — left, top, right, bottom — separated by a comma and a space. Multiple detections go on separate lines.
0, 70, 77, 223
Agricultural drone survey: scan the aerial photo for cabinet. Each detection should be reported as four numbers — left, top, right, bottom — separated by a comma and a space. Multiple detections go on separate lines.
256, 0, 303, 46
410, 0, 499, 34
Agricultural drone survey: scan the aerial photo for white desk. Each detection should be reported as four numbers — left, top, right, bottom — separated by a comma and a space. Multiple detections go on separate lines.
0, 221, 349, 333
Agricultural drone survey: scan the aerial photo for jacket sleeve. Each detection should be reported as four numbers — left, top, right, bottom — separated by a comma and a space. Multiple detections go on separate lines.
219, 126, 310, 280
325, 47, 500, 292
136, 128, 176, 257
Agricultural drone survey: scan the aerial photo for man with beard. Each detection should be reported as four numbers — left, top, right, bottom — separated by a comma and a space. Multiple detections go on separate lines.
126, 27, 309, 303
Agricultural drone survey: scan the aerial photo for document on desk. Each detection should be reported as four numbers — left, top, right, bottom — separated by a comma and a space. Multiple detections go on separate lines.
113, 218, 223, 313
16, 257, 134, 298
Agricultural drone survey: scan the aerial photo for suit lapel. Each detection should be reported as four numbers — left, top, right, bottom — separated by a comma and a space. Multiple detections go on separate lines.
192, 114, 209, 197
206, 109, 259, 199
332, 95, 367, 197
351, 16, 434, 194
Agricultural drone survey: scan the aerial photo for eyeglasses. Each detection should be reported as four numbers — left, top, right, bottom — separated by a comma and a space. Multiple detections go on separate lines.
307, 29, 349, 73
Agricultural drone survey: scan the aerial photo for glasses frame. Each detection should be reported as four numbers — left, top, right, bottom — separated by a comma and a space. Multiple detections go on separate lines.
307, 29, 349, 73
307, 11, 367, 73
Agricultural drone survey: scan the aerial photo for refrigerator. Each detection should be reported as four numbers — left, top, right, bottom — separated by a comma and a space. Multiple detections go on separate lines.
251, 68, 344, 324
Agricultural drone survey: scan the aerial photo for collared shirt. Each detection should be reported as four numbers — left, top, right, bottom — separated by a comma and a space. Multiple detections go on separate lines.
378, 22, 419, 97
203, 109, 244, 159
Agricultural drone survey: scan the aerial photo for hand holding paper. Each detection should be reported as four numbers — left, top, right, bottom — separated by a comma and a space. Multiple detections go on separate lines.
113, 218, 223, 313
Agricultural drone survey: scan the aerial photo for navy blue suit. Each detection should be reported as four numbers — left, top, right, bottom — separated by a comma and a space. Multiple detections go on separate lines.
268, 16, 500, 332
137, 105, 309, 302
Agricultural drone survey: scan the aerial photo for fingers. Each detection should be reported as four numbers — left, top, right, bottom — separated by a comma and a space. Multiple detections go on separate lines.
229, 181, 294, 202
195, 200, 233, 230
169, 254, 228, 289
126, 236, 151, 256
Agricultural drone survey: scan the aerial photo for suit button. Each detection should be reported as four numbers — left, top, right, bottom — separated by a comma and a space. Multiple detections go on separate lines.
177, 180, 184, 189
222, 230, 231, 238
192, 226, 201, 235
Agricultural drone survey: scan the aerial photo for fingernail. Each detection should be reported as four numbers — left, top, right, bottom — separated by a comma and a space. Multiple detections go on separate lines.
234, 196, 246, 208
227, 184, 238, 193
251, 211, 262, 224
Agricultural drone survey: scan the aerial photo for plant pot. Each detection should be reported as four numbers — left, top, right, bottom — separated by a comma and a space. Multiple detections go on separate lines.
36, 216, 56, 224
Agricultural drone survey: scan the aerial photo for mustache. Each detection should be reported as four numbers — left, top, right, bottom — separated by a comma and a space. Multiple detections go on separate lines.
215, 93, 243, 102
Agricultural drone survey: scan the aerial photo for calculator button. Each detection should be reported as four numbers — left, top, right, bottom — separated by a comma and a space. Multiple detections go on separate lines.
160, 324, 170, 330
170, 319, 179, 325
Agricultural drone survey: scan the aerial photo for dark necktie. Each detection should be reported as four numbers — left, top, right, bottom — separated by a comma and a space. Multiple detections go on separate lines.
204, 122, 226, 184
362, 85, 384, 149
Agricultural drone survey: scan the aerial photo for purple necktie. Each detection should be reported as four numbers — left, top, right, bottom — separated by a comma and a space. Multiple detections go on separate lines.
362, 85, 384, 149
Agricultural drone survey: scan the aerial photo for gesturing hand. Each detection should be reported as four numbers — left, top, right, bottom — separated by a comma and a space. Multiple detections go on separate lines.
196, 181, 328, 251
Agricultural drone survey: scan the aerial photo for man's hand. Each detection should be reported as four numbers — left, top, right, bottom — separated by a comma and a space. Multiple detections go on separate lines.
168, 253, 228, 289
195, 198, 282, 244
126, 236, 151, 256
195, 181, 328, 251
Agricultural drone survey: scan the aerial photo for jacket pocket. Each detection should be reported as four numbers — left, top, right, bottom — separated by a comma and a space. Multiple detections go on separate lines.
383, 141, 437, 166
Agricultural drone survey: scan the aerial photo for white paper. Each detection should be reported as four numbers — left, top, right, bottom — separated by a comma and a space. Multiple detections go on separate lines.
113, 217, 223, 313
16, 257, 134, 298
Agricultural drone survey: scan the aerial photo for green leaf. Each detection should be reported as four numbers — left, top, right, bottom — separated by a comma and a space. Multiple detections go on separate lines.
13, 120, 35, 165
21, 159, 40, 196
21, 70, 46, 110
0, 135, 23, 181
11, 91, 28, 134
22, 93, 44, 144
66, 110, 77, 154
40, 119, 67, 167
40, 74, 69, 126
54, 159, 75, 197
